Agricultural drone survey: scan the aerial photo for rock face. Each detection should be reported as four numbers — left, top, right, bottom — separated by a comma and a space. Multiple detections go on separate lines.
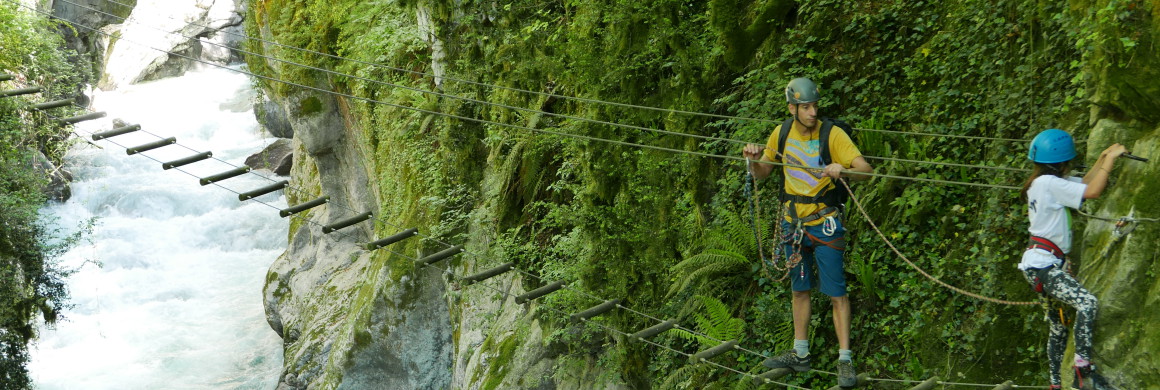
95, 0, 247, 90
260, 87, 456, 389
255, 98, 294, 138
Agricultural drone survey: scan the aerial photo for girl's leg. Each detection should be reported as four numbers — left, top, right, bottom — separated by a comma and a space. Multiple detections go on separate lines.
1042, 267, 1098, 360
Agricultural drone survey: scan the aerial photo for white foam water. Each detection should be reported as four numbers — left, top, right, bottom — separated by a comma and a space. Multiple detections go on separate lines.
30, 66, 285, 390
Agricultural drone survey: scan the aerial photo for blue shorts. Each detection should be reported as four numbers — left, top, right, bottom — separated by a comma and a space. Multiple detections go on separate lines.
782, 218, 848, 297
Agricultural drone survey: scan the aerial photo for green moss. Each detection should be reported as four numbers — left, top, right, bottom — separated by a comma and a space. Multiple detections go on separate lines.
481, 334, 520, 390
298, 96, 322, 116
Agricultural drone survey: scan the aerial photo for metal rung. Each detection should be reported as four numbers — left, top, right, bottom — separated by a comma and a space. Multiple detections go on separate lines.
238, 180, 288, 201
365, 228, 418, 250
631, 320, 675, 341
0, 87, 41, 97
59, 111, 106, 124
824, 373, 870, 390
162, 152, 212, 170
909, 377, 940, 390
280, 196, 329, 217
461, 262, 513, 285
199, 166, 250, 185
990, 381, 1013, 390
0, 74, 12, 82
323, 212, 372, 234
751, 368, 794, 385
126, 137, 176, 155
689, 340, 737, 363
417, 245, 464, 267
92, 124, 140, 140
32, 99, 72, 111
571, 299, 620, 322
514, 281, 565, 304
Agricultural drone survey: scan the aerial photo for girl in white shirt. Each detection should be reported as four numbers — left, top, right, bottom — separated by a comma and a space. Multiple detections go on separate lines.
1020, 128, 1125, 390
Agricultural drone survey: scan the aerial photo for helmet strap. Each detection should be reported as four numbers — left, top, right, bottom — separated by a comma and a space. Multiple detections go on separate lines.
792, 104, 814, 131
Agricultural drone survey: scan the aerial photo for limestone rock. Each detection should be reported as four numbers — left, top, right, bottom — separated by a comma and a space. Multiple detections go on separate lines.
245, 138, 293, 176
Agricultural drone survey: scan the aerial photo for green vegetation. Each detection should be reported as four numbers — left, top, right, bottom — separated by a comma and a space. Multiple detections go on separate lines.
246, 0, 1158, 387
0, 3, 90, 389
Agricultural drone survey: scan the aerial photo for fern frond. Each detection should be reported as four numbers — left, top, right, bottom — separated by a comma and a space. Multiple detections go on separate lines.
656, 362, 715, 390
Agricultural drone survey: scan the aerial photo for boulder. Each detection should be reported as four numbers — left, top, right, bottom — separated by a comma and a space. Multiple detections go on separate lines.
97, 0, 246, 90
29, 150, 72, 202
245, 138, 293, 176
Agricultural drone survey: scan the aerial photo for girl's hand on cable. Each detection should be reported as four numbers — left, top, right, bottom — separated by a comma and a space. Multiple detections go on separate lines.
1104, 143, 1127, 160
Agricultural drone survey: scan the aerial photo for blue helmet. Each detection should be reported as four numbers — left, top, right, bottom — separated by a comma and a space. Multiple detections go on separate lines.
1029, 129, 1076, 164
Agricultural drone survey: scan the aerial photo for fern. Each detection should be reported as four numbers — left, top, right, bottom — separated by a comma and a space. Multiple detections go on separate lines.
667, 208, 768, 299
673, 295, 746, 347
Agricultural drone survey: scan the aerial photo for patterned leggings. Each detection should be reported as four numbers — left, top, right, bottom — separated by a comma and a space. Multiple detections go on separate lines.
1023, 266, 1098, 386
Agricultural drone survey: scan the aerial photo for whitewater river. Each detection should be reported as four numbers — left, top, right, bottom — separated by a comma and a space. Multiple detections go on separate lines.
30, 67, 285, 389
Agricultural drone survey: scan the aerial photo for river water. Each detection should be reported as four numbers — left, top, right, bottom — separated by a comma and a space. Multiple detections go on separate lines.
30, 66, 284, 389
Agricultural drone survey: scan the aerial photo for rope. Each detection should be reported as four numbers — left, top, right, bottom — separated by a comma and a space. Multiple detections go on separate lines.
1074, 208, 1160, 223
837, 178, 1038, 306
70, 0, 1036, 176
14, 6, 1078, 386
25, 4, 1024, 192
88, 0, 1041, 145
42, 101, 1053, 389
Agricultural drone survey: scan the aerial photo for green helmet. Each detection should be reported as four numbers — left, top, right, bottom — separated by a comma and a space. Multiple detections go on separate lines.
785, 77, 820, 104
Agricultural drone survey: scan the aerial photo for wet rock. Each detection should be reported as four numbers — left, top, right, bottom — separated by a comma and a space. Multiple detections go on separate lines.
245, 138, 293, 176
29, 150, 72, 202
255, 99, 293, 138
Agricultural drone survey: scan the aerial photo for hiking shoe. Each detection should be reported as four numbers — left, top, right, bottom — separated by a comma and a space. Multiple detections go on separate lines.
837, 360, 857, 388
1075, 365, 1117, 390
762, 350, 811, 372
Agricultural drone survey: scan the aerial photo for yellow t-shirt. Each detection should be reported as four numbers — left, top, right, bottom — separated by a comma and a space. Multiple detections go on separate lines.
763, 120, 862, 225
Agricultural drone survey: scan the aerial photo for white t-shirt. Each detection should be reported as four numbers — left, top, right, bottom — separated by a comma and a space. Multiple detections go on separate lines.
1018, 175, 1086, 270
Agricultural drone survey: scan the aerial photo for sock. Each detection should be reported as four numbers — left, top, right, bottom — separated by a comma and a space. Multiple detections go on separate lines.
839, 349, 852, 362
793, 339, 809, 358
1074, 355, 1091, 368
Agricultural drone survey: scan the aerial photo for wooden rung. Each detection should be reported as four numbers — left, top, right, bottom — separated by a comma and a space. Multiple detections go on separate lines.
323, 212, 372, 234
570, 299, 620, 322
162, 151, 212, 170
689, 340, 737, 363
199, 166, 250, 185
417, 245, 464, 267
514, 281, 565, 304
750, 368, 794, 385
279, 196, 329, 218
0, 87, 41, 97
32, 99, 73, 111
237, 180, 288, 201
59, 111, 106, 124
909, 376, 940, 390
990, 380, 1014, 390
461, 262, 514, 285
364, 228, 418, 250
92, 124, 140, 140
125, 137, 176, 155
631, 320, 675, 341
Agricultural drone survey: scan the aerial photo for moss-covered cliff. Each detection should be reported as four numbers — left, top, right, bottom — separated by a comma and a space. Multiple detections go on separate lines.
245, 0, 1160, 388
